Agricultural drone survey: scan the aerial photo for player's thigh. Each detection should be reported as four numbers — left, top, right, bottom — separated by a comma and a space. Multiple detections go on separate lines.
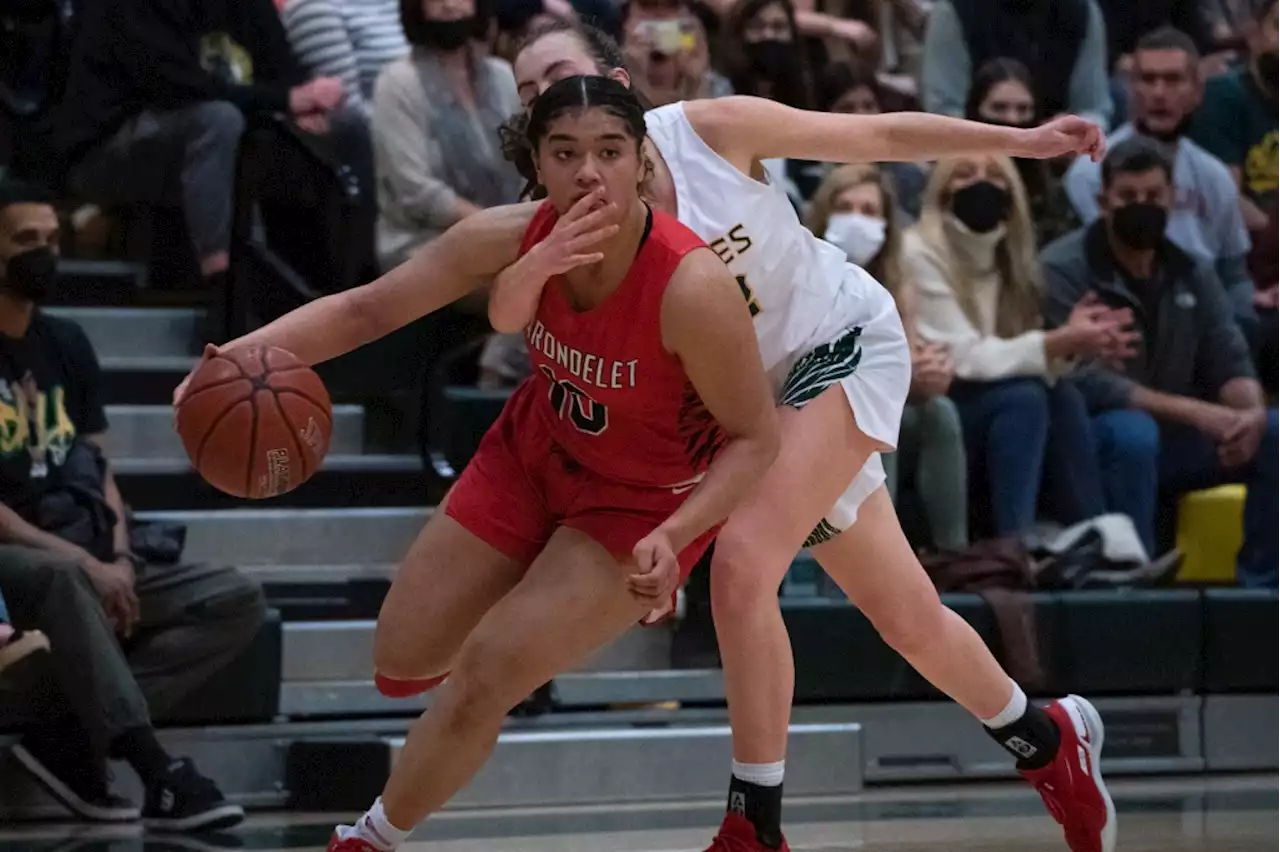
809, 486, 941, 632
374, 492, 528, 677
448, 525, 649, 715
713, 385, 883, 599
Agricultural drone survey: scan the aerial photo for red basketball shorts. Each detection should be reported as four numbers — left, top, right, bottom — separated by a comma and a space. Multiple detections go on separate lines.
445, 388, 717, 587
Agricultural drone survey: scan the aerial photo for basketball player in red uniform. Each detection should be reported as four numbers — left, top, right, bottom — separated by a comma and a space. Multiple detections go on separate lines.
181, 76, 779, 852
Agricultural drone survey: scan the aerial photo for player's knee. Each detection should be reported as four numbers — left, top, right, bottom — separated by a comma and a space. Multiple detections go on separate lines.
372, 622, 452, 685
709, 529, 792, 618
447, 640, 530, 722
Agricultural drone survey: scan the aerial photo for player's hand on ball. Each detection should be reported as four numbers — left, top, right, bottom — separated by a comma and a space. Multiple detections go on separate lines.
173, 343, 221, 407
1020, 115, 1106, 162
527, 186, 621, 277
629, 528, 680, 608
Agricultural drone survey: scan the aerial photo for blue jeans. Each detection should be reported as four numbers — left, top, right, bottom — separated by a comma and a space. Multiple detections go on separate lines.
951, 377, 1104, 536
1093, 408, 1279, 587
0, 589, 7, 623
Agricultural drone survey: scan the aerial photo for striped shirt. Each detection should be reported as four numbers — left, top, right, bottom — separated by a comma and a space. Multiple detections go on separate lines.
281, 0, 409, 118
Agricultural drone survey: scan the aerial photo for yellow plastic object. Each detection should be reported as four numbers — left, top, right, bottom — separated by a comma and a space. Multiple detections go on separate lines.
1175, 485, 1246, 583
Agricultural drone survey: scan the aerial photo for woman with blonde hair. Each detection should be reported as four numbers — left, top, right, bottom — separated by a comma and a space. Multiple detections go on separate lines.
808, 164, 968, 550
907, 154, 1134, 536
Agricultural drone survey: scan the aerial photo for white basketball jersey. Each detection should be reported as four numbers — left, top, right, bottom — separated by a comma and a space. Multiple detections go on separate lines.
644, 102, 870, 374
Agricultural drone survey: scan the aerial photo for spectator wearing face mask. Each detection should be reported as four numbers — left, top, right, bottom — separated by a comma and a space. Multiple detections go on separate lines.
907, 155, 1134, 537
808, 165, 969, 551
1064, 27, 1259, 346
1041, 138, 1277, 587
372, 0, 524, 274
965, 58, 1080, 245
812, 61, 927, 217
922, 0, 1114, 131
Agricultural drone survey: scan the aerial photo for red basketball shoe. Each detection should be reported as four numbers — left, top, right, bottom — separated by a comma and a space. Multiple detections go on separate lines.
703, 813, 790, 852
326, 831, 383, 852
1019, 695, 1116, 852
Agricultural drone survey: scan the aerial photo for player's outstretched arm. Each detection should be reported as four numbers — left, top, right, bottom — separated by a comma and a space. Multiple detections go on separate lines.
684, 97, 1106, 169
214, 202, 539, 365
653, 248, 781, 554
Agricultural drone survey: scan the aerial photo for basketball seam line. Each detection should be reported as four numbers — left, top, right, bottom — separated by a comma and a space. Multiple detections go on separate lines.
275, 392, 310, 484
275, 387, 333, 426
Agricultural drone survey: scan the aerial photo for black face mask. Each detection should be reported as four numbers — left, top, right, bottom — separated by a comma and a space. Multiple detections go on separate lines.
2, 246, 57, 303
1110, 202, 1168, 251
421, 16, 476, 51
744, 39, 796, 80
950, 180, 1011, 234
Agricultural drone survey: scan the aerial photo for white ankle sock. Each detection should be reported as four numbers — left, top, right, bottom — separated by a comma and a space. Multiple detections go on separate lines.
342, 798, 411, 851
980, 681, 1028, 729
731, 759, 786, 787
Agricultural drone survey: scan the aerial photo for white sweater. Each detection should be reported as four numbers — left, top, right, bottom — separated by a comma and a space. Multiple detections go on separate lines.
904, 219, 1057, 383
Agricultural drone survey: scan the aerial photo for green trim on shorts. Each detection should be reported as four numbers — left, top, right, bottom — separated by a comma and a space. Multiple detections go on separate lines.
803, 518, 842, 549
779, 326, 863, 410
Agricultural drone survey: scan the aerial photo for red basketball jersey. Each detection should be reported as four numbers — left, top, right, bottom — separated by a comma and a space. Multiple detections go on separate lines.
519, 201, 725, 489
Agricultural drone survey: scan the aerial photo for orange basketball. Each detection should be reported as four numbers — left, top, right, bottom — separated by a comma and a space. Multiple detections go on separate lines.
175, 346, 332, 499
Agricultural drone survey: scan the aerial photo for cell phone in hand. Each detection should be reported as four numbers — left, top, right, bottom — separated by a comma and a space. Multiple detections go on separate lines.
636, 19, 694, 56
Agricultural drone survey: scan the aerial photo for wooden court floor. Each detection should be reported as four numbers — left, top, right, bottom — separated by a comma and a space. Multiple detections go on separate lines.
0, 774, 1273, 852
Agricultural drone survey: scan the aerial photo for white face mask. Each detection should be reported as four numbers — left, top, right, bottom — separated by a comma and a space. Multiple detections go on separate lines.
823, 212, 887, 266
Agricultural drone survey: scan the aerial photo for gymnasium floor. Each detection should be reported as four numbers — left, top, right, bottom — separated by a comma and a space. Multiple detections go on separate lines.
1, 774, 1274, 852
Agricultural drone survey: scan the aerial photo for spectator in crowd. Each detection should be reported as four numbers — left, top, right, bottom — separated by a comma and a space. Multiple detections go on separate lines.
808, 164, 969, 551
1189, 0, 1278, 232
1093, 0, 1212, 122
699, 0, 879, 64
50, 0, 347, 290
965, 58, 1079, 245
921, 0, 1114, 131
814, 60, 927, 217
907, 155, 1129, 537
281, 0, 411, 120
0, 182, 267, 828
372, 0, 523, 274
0, 590, 48, 675
1063, 27, 1259, 343
1041, 139, 1278, 587
621, 6, 730, 106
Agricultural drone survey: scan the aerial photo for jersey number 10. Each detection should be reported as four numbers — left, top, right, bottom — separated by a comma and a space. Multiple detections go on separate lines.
540, 365, 609, 435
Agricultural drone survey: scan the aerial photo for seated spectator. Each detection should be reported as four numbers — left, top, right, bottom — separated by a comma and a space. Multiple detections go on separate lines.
0, 183, 266, 827
1041, 138, 1278, 587
907, 155, 1128, 537
921, 0, 1113, 131
718, 0, 816, 202
372, 0, 523, 274
813, 60, 927, 217
622, 6, 730, 105
808, 164, 968, 551
1094, 0, 1213, 122
1064, 27, 1259, 344
966, 57, 1080, 244
50, 0, 347, 289
281, 0, 410, 120
0, 589, 48, 674
1182, 0, 1280, 301
699, 0, 879, 63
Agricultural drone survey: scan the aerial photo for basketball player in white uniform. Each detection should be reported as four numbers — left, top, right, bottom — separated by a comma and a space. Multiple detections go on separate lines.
505, 21, 1117, 852
179, 23, 1113, 852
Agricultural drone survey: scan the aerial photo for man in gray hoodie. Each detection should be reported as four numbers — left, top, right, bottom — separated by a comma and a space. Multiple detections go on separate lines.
1040, 137, 1277, 587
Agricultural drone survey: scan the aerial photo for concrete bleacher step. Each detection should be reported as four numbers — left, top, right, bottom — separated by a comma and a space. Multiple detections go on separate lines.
114, 453, 441, 510
46, 306, 200, 359
48, 259, 149, 306
135, 507, 429, 567
105, 403, 365, 460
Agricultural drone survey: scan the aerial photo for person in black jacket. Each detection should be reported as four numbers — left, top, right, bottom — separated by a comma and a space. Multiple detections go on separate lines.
49, 0, 345, 287
0, 182, 267, 830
